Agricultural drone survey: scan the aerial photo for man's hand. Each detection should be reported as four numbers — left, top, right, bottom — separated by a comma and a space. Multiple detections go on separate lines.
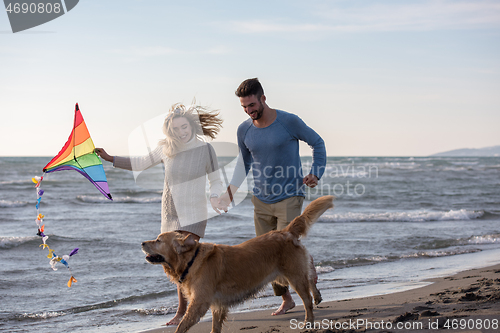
303, 174, 318, 188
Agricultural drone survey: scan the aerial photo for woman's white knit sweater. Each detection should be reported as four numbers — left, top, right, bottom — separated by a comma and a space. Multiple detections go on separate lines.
113, 138, 223, 237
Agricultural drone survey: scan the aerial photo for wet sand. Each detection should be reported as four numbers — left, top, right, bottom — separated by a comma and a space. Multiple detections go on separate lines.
141, 264, 500, 332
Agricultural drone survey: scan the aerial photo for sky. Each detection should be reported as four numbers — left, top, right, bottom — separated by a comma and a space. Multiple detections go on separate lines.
1, 0, 499, 157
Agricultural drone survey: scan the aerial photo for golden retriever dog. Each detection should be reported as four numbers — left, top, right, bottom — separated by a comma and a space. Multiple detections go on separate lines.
141, 195, 334, 333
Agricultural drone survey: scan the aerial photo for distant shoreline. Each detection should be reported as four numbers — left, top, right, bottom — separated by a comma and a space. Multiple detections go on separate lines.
431, 145, 500, 157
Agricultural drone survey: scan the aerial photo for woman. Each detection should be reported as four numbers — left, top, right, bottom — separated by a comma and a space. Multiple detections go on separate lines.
95, 103, 223, 325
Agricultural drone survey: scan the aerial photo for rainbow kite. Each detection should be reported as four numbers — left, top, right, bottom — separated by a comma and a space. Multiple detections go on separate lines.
43, 104, 112, 200
31, 104, 111, 287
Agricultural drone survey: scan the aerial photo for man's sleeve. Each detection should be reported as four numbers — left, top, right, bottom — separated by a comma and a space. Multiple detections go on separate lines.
289, 115, 327, 180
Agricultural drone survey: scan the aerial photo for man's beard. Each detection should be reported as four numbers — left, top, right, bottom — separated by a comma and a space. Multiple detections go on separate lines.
251, 103, 264, 120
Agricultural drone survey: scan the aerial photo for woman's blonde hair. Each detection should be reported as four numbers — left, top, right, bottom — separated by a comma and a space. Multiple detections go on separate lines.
159, 103, 223, 157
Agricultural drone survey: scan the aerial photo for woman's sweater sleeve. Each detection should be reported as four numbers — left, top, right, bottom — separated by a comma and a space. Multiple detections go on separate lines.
206, 144, 223, 197
113, 145, 164, 171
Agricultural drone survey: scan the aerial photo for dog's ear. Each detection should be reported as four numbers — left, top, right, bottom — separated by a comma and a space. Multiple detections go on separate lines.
173, 234, 197, 254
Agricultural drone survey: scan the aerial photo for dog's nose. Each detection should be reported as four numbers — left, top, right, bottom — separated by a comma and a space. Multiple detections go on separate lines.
141, 242, 145, 246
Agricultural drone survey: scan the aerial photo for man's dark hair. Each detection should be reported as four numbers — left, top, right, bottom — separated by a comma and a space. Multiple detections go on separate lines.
235, 78, 264, 99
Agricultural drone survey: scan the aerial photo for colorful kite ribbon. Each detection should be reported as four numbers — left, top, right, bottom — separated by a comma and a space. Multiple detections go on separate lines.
33, 176, 79, 287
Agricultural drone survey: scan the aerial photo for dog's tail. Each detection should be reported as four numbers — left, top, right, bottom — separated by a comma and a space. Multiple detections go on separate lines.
284, 195, 334, 238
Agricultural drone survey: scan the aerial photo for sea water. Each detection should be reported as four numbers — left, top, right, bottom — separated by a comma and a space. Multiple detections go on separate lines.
0, 156, 499, 332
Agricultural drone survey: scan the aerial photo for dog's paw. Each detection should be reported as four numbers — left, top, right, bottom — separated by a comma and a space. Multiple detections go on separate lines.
314, 290, 322, 305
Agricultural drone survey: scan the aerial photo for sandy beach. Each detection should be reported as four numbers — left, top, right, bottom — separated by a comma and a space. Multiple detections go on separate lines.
141, 264, 500, 333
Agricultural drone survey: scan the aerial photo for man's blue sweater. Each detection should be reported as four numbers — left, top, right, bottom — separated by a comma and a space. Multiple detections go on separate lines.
231, 109, 326, 204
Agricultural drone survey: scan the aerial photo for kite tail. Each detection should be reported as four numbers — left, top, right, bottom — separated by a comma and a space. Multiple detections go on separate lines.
33, 174, 78, 288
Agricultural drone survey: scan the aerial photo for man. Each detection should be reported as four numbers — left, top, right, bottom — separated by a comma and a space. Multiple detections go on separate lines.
218, 78, 327, 316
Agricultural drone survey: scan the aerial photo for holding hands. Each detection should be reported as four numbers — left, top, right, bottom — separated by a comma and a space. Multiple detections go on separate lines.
215, 192, 232, 213
210, 197, 223, 215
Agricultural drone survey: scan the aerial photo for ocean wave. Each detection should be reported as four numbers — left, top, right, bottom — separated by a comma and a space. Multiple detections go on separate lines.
0, 236, 39, 249
54, 290, 176, 317
450, 161, 479, 166
317, 247, 484, 271
315, 266, 335, 274
436, 166, 474, 172
76, 195, 161, 204
401, 248, 482, 258
0, 199, 29, 208
0, 179, 31, 185
320, 209, 484, 223
381, 162, 418, 170
416, 233, 500, 251
329, 256, 391, 268
19, 311, 67, 320
467, 234, 500, 244
134, 306, 174, 316
0, 235, 82, 250
322, 164, 374, 178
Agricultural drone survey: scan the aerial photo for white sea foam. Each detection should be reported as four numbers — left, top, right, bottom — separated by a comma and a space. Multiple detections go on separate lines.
134, 307, 173, 315
0, 236, 37, 249
451, 161, 479, 166
0, 180, 30, 185
22, 311, 66, 319
401, 248, 481, 258
437, 166, 470, 172
321, 209, 484, 223
381, 162, 418, 170
468, 234, 500, 244
315, 266, 335, 274
0, 199, 28, 208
